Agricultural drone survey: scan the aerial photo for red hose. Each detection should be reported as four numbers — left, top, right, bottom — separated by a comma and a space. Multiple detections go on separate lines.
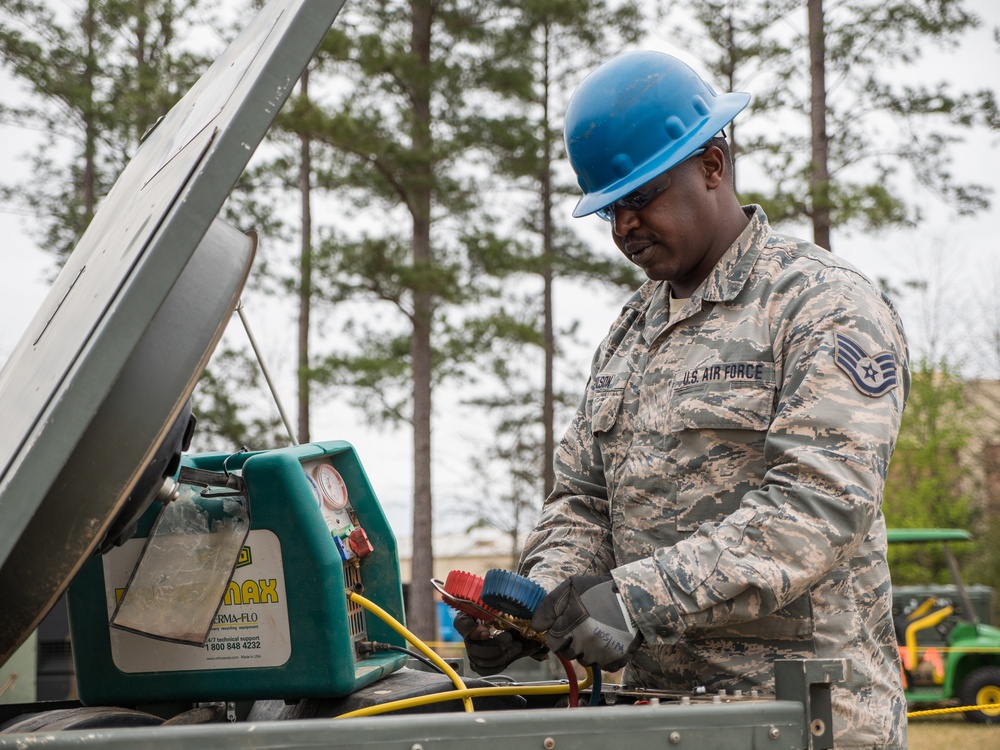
557, 655, 579, 707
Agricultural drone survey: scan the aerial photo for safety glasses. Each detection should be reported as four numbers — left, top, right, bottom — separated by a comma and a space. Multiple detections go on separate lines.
595, 147, 707, 222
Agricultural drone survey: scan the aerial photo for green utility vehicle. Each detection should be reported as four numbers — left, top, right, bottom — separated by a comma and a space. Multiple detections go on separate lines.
888, 528, 1000, 723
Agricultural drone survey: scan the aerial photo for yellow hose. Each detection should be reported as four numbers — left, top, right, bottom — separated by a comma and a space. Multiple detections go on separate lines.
337, 682, 564, 718
336, 663, 594, 719
348, 591, 474, 712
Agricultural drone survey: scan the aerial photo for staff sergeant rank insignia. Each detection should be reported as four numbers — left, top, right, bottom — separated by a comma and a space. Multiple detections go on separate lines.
834, 331, 898, 397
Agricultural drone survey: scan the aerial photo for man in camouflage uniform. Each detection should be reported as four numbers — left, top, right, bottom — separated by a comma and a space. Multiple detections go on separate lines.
457, 51, 908, 749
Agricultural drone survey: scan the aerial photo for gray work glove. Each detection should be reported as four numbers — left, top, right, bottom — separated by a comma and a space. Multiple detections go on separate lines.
530, 575, 643, 671
453, 612, 546, 676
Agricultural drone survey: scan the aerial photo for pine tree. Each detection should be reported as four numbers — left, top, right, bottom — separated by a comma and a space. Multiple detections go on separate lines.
669, 0, 999, 251
661, 0, 799, 190
799, 0, 997, 249
0, 0, 214, 260
1, 1, 309, 454
281, 0, 546, 638
468, 0, 644, 499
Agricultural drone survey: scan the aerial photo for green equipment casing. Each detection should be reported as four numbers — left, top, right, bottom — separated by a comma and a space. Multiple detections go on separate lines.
67, 441, 407, 706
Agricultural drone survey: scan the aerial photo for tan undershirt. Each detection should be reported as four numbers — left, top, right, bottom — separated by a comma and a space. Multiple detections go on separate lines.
668, 287, 687, 323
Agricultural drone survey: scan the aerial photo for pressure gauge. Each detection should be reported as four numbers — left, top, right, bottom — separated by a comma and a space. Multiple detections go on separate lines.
314, 464, 348, 510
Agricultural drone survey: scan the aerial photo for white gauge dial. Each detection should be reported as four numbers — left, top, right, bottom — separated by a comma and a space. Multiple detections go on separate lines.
314, 464, 348, 510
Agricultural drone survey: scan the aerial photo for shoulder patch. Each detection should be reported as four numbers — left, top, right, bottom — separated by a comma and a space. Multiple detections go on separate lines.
834, 331, 899, 398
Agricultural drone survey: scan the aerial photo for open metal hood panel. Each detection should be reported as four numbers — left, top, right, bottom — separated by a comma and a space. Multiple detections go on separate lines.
0, 0, 346, 666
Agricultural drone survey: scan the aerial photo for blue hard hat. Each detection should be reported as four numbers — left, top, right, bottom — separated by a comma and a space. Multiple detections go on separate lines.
565, 50, 751, 218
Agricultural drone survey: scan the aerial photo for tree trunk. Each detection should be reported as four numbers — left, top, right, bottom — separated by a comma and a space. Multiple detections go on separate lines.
540, 23, 555, 500
132, 0, 152, 141
406, 0, 436, 641
82, 0, 98, 228
808, 0, 832, 250
721, 7, 740, 186
297, 68, 312, 444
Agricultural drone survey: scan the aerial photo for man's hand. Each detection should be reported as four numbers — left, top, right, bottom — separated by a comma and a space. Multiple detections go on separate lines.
453, 612, 546, 676
530, 575, 643, 671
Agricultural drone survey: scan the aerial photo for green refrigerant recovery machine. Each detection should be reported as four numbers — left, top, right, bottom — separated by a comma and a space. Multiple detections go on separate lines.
68, 442, 408, 706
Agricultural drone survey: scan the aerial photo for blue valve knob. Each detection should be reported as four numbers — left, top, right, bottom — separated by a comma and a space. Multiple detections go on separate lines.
481, 569, 546, 619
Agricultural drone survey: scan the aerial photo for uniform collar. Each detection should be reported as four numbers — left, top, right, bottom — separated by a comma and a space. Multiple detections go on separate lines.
698, 205, 770, 304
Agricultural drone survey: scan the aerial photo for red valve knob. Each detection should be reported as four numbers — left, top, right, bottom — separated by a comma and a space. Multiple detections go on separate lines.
348, 527, 374, 558
442, 570, 496, 621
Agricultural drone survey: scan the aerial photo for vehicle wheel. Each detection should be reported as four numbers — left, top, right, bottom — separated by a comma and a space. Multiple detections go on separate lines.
0, 707, 163, 732
959, 666, 1000, 724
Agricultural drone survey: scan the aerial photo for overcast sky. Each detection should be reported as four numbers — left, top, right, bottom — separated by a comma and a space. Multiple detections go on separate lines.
2, 0, 999, 538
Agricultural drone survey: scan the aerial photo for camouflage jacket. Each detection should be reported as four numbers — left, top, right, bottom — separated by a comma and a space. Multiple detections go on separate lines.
520, 207, 909, 749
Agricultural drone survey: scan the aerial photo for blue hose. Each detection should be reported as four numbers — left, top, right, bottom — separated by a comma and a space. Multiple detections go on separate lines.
589, 668, 602, 706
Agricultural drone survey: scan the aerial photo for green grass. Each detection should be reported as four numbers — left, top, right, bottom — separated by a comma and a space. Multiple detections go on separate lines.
908, 715, 1000, 749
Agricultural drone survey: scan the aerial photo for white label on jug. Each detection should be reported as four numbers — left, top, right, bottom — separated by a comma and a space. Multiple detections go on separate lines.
104, 530, 292, 672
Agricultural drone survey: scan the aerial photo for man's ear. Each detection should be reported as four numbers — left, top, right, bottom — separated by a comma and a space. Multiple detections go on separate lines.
701, 145, 726, 190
